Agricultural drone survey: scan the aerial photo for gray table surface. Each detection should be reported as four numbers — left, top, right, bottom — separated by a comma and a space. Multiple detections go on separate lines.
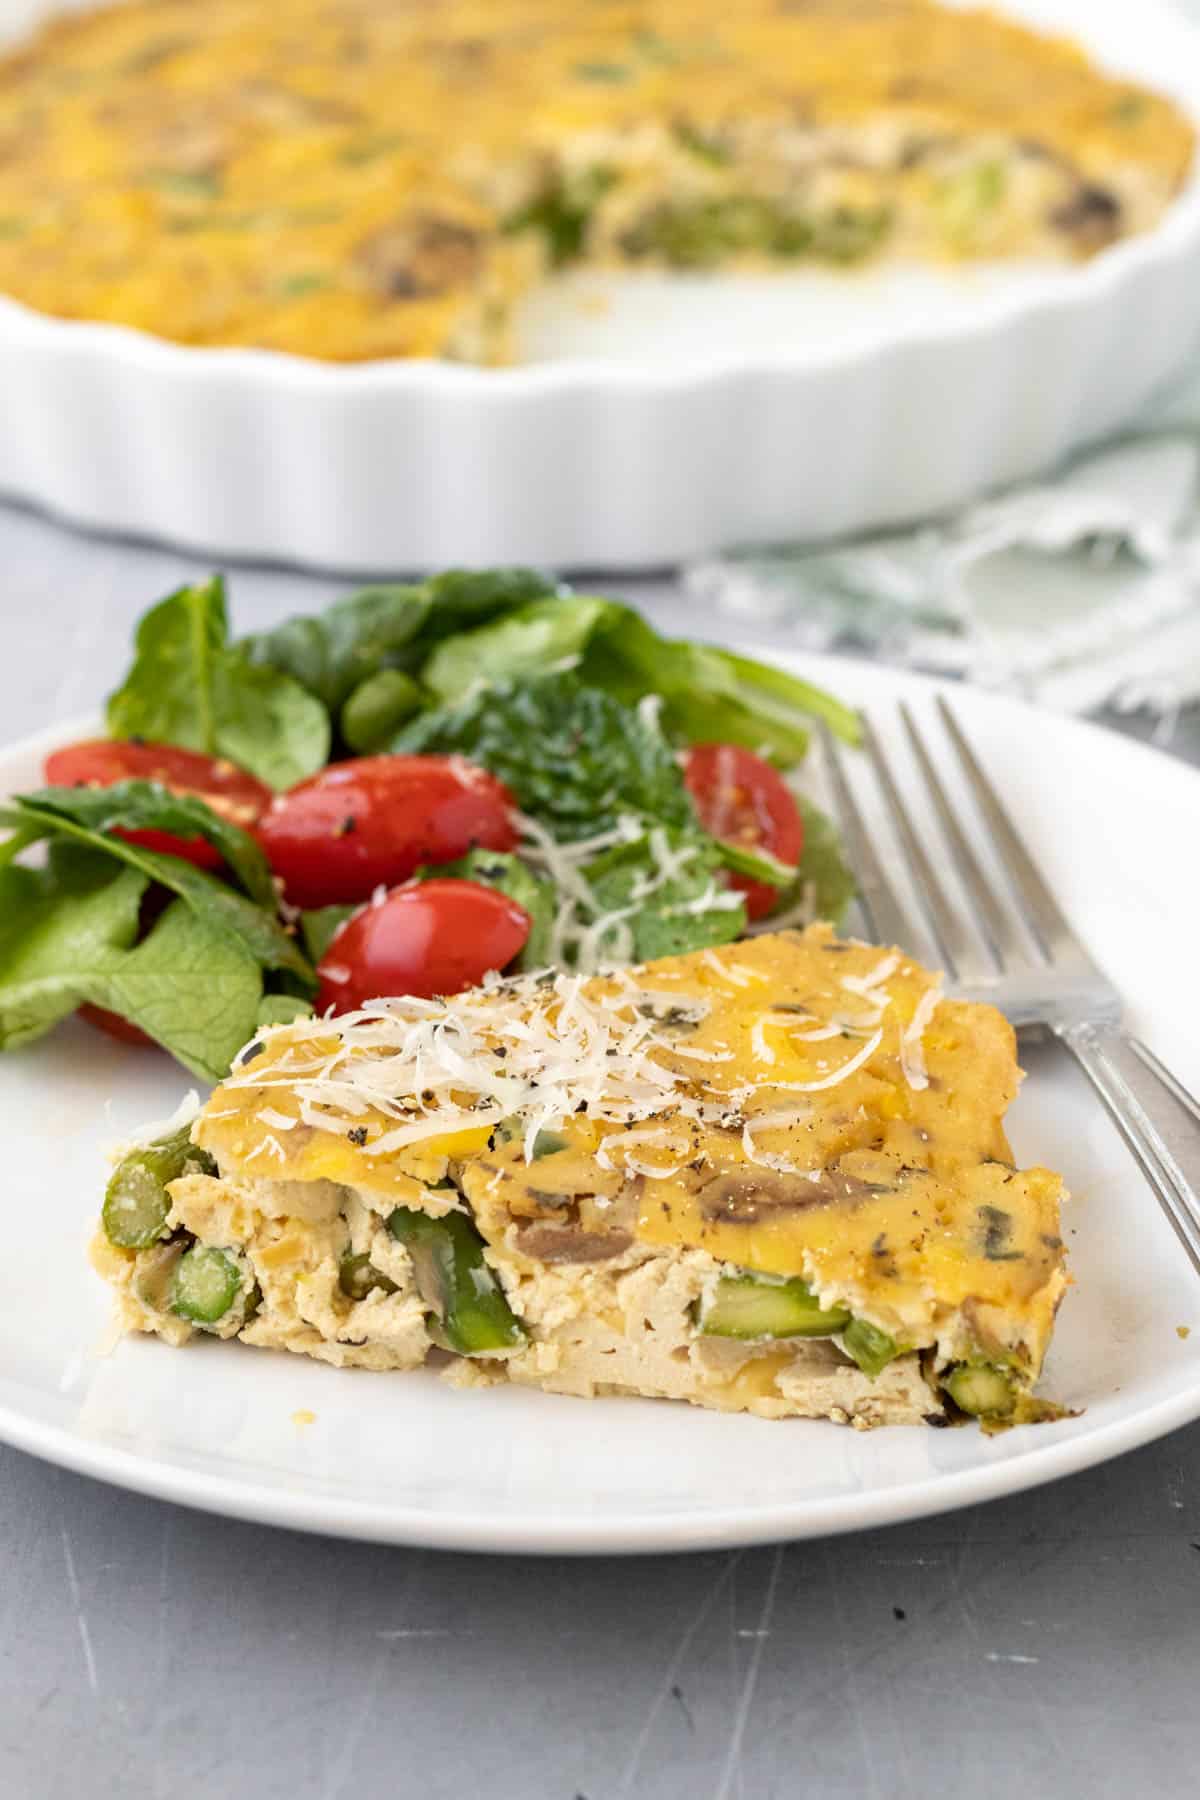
1, 497, 1198, 1800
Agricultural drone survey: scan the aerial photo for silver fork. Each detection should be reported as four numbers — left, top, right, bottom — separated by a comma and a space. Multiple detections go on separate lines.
822, 696, 1200, 1277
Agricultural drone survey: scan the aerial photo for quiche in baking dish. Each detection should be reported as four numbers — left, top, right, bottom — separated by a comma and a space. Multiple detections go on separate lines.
0, 0, 1193, 361
92, 926, 1067, 1429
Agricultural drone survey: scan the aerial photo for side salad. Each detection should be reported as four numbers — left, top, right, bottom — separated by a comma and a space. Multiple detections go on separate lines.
0, 569, 858, 1082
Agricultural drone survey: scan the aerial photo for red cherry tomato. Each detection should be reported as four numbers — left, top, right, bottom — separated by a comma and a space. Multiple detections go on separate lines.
78, 1005, 156, 1048
257, 755, 518, 909
316, 879, 531, 1012
43, 740, 272, 871
683, 742, 804, 921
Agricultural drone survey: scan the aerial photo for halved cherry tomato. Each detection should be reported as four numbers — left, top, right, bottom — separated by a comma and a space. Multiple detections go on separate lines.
78, 1005, 156, 1048
316, 879, 531, 1012
683, 742, 803, 921
43, 740, 272, 871
257, 755, 518, 909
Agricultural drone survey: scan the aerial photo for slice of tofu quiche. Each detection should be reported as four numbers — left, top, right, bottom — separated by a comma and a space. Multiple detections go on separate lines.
92, 926, 1068, 1429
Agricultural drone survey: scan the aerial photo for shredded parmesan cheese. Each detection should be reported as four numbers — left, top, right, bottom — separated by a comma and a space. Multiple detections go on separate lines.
256, 1108, 298, 1132
782, 1027, 884, 1093
700, 950, 756, 988
226, 933, 910, 1174
741, 1112, 817, 1176
624, 1156, 688, 1180
514, 810, 736, 971
841, 952, 900, 996
233, 969, 718, 1164
900, 983, 943, 1091
244, 1134, 287, 1164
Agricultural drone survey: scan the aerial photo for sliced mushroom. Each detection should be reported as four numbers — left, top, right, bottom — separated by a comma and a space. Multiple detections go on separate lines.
514, 1223, 633, 1263
698, 1167, 891, 1224
355, 213, 483, 300
1050, 182, 1122, 254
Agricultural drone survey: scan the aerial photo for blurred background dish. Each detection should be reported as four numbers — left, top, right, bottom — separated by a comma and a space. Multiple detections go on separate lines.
1, 0, 1193, 360
0, 0, 1198, 568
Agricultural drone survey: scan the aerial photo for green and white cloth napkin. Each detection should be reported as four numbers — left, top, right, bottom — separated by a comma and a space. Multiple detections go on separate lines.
687, 362, 1200, 728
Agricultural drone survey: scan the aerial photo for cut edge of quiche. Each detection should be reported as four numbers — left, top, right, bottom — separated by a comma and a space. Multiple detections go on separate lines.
91, 924, 1070, 1431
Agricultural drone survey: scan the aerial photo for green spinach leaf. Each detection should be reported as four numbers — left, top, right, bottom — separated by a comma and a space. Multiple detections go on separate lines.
106, 577, 329, 789
0, 844, 264, 1080
0, 845, 147, 1051
20, 780, 276, 907
241, 584, 432, 714
86, 897, 265, 1082
340, 668, 423, 752
791, 794, 856, 926
422, 596, 614, 702
392, 675, 694, 841
0, 799, 314, 987
407, 589, 858, 762
579, 610, 826, 763
256, 993, 316, 1029
239, 568, 562, 719
419, 567, 562, 636
109, 577, 227, 753
716, 649, 862, 747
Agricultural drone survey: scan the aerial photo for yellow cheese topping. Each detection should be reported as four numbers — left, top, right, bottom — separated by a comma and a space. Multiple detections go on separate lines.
0, 0, 1191, 359
200, 924, 1066, 1371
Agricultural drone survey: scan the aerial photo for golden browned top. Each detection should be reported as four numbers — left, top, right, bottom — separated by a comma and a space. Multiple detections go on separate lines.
0, 0, 1192, 358
195, 923, 1065, 1362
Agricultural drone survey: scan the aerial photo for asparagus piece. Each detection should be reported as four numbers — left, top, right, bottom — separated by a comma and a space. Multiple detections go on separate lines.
942, 1362, 1017, 1419
841, 1317, 900, 1379
102, 1126, 215, 1249
170, 1246, 242, 1324
338, 1253, 399, 1302
698, 1272, 851, 1339
387, 1206, 525, 1354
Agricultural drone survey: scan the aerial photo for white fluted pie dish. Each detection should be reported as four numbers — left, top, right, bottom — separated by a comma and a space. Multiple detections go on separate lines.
0, 0, 1198, 571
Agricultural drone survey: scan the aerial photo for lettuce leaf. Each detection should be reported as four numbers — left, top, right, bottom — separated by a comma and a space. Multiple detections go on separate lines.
106, 578, 329, 789
0, 798, 314, 987
240, 568, 562, 725
0, 844, 264, 1080
18, 780, 277, 908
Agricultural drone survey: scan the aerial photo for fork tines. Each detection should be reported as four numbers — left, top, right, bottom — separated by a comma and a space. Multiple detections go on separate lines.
822, 696, 1200, 1279
820, 696, 1103, 1004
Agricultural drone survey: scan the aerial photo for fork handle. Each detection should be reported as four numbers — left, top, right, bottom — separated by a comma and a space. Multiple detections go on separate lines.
1058, 1022, 1200, 1279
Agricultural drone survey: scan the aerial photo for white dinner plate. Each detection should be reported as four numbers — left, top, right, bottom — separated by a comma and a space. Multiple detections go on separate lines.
1, 655, 1198, 1553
